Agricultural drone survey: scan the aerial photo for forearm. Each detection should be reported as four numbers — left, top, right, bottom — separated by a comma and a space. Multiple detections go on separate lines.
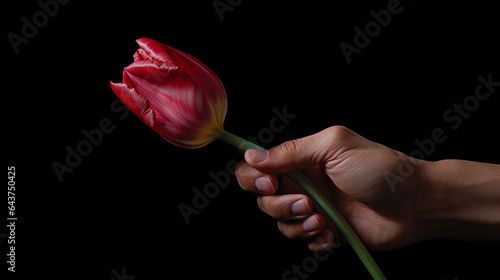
415, 159, 500, 242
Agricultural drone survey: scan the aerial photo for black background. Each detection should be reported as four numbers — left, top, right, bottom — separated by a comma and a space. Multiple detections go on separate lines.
4, 0, 499, 279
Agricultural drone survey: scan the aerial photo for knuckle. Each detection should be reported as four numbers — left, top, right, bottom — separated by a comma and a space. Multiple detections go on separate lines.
321, 126, 358, 158
257, 196, 288, 219
238, 182, 250, 192
236, 175, 249, 191
277, 221, 286, 235
277, 221, 302, 240
266, 197, 285, 218
277, 221, 295, 239
324, 125, 354, 140
256, 196, 266, 212
278, 139, 303, 155
234, 160, 244, 177
234, 161, 253, 192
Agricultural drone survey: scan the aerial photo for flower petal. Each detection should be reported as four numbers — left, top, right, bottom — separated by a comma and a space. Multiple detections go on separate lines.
135, 38, 227, 128
152, 111, 219, 149
167, 48, 227, 125
124, 60, 214, 132
135, 38, 174, 65
109, 81, 154, 126
111, 38, 228, 150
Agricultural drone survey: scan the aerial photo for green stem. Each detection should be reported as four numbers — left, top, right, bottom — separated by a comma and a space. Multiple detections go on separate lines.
218, 130, 387, 280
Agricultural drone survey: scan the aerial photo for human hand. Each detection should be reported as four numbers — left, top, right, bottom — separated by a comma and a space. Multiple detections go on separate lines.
235, 126, 422, 251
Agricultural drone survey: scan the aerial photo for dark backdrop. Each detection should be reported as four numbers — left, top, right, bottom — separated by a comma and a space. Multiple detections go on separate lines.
4, 1, 499, 279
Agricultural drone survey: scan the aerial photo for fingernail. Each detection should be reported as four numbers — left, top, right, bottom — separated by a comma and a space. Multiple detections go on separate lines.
247, 149, 269, 163
303, 216, 320, 232
255, 177, 274, 193
292, 199, 310, 215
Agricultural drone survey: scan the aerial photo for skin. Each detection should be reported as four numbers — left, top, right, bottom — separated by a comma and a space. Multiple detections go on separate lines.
235, 126, 500, 251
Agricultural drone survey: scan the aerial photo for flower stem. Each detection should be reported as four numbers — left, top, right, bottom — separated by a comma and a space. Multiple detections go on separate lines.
218, 129, 387, 280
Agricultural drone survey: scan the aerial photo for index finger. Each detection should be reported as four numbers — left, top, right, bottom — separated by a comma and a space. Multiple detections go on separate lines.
235, 161, 279, 194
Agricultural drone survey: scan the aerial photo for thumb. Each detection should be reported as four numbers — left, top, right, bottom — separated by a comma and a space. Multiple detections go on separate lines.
244, 126, 357, 174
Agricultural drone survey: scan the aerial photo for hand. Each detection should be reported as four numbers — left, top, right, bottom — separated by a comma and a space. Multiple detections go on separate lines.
235, 126, 422, 251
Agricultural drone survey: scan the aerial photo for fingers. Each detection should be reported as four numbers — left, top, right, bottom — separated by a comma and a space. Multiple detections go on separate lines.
236, 162, 328, 243
244, 126, 359, 174
307, 229, 335, 251
257, 195, 313, 219
277, 213, 325, 240
236, 152, 338, 250
257, 194, 336, 249
236, 160, 312, 217
235, 161, 279, 194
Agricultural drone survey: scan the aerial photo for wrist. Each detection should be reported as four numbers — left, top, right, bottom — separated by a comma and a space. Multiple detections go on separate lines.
414, 160, 454, 241
414, 159, 500, 242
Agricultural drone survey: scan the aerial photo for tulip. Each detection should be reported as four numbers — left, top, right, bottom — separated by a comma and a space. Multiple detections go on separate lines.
110, 37, 226, 149
110, 38, 386, 280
